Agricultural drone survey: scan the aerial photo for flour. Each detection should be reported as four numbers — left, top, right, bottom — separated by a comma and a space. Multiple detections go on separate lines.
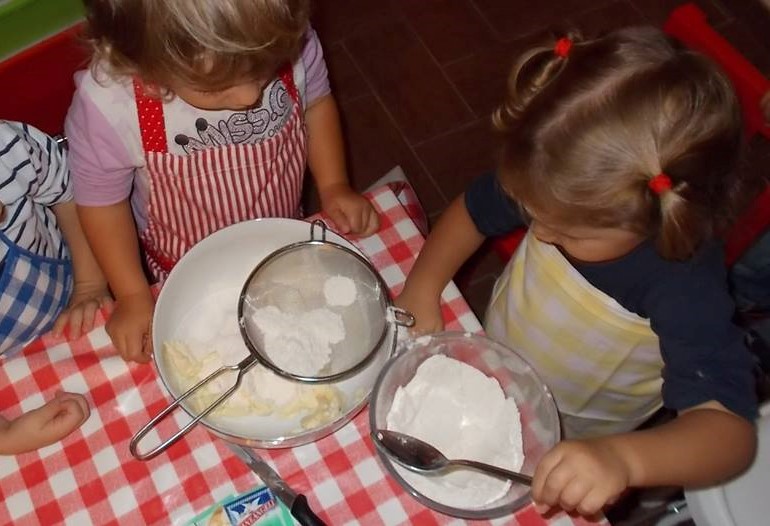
163, 290, 345, 428
386, 354, 524, 509
323, 275, 357, 307
250, 305, 345, 376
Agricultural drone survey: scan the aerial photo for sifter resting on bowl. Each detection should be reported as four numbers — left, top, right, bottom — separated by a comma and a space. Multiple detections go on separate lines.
130, 220, 413, 460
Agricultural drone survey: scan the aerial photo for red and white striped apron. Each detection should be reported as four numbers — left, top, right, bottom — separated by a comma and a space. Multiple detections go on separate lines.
132, 65, 307, 281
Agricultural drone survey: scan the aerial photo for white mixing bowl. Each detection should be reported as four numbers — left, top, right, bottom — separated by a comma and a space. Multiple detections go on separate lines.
148, 218, 398, 450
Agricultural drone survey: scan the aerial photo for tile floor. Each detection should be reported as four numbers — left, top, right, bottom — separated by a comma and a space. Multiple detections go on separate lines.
306, 0, 770, 319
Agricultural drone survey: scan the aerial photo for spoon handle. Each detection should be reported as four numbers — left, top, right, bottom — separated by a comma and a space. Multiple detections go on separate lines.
452, 459, 533, 486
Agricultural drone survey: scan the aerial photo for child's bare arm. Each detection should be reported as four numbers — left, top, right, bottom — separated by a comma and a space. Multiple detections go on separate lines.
532, 402, 756, 516
77, 201, 154, 363
306, 94, 379, 236
396, 194, 486, 334
51, 200, 113, 338
0, 392, 89, 455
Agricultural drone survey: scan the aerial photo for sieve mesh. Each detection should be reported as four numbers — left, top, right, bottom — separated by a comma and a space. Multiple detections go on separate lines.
239, 241, 389, 382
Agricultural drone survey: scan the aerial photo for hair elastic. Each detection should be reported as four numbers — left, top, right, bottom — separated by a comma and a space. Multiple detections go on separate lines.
554, 37, 573, 58
648, 173, 672, 195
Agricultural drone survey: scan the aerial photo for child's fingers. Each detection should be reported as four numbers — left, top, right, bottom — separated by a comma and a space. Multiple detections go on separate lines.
576, 488, 608, 517
80, 300, 101, 335
557, 477, 592, 511
125, 333, 144, 363
53, 392, 91, 421
30, 396, 90, 447
327, 208, 351, 234
125, 330, 152, 364
51, 311, 70, 337
67, 307, 85, 340
363, 208, 380, 236
538, 467, 577, 510
348, 208, 363, 235
531, 447, 563, 504
101, 296, 115, 315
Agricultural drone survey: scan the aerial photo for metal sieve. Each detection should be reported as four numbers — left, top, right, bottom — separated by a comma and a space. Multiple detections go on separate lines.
130, 219, 413, 460
238, 219, 412, 382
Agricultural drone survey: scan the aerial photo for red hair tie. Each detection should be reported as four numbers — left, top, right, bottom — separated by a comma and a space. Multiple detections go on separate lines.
554, 37, 573, 58
648, 173, 672, 195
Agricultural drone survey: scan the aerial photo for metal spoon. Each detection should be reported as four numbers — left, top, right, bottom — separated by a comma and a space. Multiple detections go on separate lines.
373, 429, 532, 486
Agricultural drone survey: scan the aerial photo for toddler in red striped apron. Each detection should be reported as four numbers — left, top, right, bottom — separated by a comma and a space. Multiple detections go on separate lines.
397, 27, 760, 516
65, 0, 379, 364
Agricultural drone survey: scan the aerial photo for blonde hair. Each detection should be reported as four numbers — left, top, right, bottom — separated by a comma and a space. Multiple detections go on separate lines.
83, 0, 310, 91
494, 26, 758, 260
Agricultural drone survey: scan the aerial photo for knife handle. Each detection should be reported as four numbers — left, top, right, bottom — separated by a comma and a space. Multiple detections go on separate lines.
291, 494, 327, 526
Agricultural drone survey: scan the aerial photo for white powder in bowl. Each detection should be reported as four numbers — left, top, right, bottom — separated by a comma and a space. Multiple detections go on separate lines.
386, 354, 524, 509
163, 291, 345, 428
323, 275, 357, 307
250, 305, 345, 376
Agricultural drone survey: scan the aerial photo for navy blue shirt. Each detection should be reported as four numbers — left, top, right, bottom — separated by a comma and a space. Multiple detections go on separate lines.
466, 172, 757, 421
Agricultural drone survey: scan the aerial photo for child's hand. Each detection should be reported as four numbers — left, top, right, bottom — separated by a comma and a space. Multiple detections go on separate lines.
0, 392, 90, 455
532, 439, 631, 516
395, 285, 444, 336
319, 183, 379, 237
106, 289, 155, 364
53, 281, 114, 340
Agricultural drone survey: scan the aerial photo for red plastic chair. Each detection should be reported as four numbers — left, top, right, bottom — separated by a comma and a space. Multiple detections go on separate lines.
491, 3, 770, 266
0, 23, 88, 136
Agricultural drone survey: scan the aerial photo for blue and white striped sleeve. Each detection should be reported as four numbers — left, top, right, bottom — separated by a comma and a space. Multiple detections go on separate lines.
0, 121, 72, 208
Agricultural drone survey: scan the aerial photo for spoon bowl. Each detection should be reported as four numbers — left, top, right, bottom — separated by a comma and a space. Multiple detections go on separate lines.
373, 429, 532, 486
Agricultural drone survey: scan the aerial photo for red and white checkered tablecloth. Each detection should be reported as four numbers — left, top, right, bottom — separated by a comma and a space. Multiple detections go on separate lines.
0, 185, 607, 526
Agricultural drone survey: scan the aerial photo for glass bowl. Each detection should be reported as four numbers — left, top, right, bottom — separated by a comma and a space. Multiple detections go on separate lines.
369, 332, 560, 519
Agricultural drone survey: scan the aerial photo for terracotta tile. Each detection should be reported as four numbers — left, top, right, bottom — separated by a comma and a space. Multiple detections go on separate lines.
444, 32, 547, 117
456, 240, 508, 287
345, 20, 475, 144
719, 0, 770, 41
716, 20, 770, 76
393, 0, 495, 64
628, 0, 733, 26
472, 0, 616, 39
568, 1, 649, 35
324, 43, 370, 104
337, 95, 448, 215
457, 272, 497, 321
311, 0, 396, 45
415, 119, 501, 202
744, 136, 770, 184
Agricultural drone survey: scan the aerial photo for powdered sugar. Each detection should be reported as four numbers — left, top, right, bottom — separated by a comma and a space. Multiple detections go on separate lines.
163, 289, 346, 427
323, 275, 357, 307
250, 305, 345, 376
386, 354, 524, 509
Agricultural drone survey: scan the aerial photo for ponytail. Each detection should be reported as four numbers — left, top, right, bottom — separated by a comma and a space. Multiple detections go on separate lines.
493, 32, 582, 131
646, 173, 702, 260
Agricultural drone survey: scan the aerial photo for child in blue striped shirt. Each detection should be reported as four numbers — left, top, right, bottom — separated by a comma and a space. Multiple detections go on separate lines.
0, 120, 111, 454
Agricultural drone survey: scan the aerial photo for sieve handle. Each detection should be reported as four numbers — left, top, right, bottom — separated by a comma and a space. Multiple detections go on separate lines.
129, 356, 256, 460
389, 306, 415, 328
309, 219, 327, 241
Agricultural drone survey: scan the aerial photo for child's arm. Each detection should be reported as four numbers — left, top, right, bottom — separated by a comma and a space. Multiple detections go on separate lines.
51, 200, 113, 339
305, 94, 379, 236
531, 402, 756, 516
0, 392, 89, 455
77, 201, 154, 363
396, 194, 486, 334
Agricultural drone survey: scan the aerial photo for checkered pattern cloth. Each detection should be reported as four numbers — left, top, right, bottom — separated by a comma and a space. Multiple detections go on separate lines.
0, 185, 606, 526
0, 241, 72, 357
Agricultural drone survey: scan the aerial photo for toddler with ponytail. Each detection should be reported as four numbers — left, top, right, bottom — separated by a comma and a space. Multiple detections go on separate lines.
398, 26, 760, 516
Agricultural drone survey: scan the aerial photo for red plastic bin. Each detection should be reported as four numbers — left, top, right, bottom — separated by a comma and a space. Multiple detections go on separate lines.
0, 23, 88, 136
